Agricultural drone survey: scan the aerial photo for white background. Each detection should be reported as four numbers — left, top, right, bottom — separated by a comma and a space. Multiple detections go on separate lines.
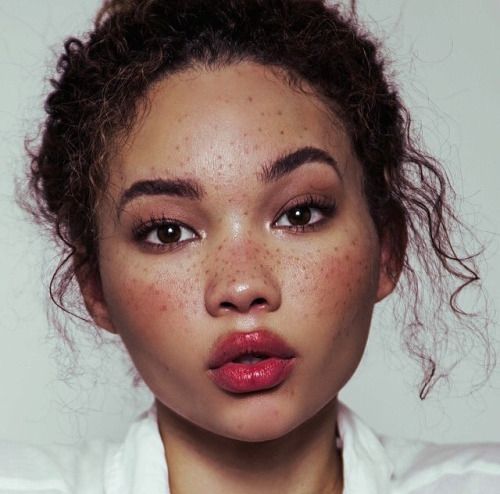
0, 0, 499, 446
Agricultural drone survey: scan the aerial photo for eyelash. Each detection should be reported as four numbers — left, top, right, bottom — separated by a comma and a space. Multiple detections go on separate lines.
132, 194, 337, 252
274, 194, 337, 233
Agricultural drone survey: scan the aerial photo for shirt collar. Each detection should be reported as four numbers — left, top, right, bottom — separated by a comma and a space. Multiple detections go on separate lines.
106, 401, 393, 494
105, 406, 169, 494
337, 401, 394, 493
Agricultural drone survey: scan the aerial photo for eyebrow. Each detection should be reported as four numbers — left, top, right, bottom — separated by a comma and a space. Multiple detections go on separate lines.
119, 146, 340, 210
119, 178, 204, 210
257, 146, 340, 183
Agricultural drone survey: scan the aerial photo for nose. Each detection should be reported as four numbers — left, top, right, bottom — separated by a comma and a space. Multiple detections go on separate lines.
204, 238, 282, 317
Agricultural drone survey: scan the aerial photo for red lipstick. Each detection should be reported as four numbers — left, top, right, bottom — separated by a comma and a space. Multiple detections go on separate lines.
207, 330, 296, 393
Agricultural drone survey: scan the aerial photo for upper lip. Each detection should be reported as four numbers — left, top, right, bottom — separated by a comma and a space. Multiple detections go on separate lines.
207, 329, 296, 369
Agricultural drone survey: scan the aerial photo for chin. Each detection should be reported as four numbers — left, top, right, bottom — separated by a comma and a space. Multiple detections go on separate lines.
208, 395, 304, 443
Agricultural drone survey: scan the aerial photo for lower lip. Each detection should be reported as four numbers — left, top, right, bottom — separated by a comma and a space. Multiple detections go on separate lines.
208, 357, 295, 393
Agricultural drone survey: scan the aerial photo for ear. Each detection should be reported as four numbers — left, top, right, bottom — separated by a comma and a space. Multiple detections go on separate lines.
75, 260, 117, 334
375, 229, 404, 303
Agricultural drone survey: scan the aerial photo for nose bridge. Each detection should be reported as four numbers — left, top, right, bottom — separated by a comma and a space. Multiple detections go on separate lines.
204, 229, 281, 317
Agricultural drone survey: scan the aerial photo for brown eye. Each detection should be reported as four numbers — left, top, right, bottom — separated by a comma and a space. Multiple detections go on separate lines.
157, 224, 182, 243
286, 206, 312, 226
274, 196, 337, 231
142, 221, 197, 246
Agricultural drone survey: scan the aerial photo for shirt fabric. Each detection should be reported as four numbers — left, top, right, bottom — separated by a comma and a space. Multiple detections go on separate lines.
1, 402, 499, 493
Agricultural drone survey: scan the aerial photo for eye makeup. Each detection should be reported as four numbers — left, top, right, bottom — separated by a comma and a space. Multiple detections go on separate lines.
130, 192, 337, 253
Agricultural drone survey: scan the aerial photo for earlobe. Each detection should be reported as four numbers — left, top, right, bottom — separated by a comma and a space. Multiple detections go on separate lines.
375, 234, 403, 303
76, 261, 117, 334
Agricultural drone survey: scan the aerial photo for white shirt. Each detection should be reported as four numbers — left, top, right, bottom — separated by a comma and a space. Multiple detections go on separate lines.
1, 402, 499, 493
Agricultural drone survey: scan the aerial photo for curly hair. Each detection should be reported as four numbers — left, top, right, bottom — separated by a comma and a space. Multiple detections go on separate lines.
24, 0, 493, 398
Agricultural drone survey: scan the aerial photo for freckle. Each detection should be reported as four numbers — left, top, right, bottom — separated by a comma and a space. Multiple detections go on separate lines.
280, 130, 284, 135
260, 111, 265, 116
247, 96, 253, 102
160, 305, 168, 312
175, 145, 180, 151
277, 110, 282, 116
258, 127, 262, 132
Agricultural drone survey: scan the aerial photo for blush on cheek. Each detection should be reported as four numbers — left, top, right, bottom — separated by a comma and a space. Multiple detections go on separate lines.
315, 245, 378, 319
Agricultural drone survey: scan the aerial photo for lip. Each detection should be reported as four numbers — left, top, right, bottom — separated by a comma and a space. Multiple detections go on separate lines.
207, 329, 297, 393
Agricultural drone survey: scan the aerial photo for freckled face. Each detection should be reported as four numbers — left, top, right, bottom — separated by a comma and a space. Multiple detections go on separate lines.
95, 63, 393, 441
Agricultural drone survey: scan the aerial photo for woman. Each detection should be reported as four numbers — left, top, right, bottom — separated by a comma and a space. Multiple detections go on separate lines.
2, 0, 498, 492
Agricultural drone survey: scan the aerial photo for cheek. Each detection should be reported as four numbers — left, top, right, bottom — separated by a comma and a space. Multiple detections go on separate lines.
99, 251, 203, 341
288, 242, 378, 320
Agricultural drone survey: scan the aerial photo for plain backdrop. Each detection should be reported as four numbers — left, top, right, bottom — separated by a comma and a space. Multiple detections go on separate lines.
0, 0, 499, 446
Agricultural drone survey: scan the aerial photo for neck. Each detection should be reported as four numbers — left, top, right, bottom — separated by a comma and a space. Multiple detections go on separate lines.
157, 398, 343, 494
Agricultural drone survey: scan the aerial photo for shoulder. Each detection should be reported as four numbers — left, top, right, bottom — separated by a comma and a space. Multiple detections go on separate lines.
0, 406, 165, 494
381, 434, 500, 494
337, 402, 500, 494
0, 438, 117, 494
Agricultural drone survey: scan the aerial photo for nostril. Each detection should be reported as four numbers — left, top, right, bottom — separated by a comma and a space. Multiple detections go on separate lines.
252, 297, 267, 308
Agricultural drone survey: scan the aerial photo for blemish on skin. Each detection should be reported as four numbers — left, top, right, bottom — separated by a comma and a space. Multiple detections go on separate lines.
276, 109, 283, 116
257, 127, 262, 132
247, 96, 253, 102
280, 130, 285, 135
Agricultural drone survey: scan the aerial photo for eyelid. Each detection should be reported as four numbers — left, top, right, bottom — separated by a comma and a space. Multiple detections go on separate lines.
132, 216, 200, 252
130, 193, 336, 252
272, 194, 337, 229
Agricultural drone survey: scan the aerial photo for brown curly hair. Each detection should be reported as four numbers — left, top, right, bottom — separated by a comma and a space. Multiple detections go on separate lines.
25, 0, 493, 398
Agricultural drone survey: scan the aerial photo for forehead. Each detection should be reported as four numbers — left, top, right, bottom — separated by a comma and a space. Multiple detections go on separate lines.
110, 62, 356, 190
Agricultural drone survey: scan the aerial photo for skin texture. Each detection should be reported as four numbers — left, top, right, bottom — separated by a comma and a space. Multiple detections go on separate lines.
81, 62, 397, 494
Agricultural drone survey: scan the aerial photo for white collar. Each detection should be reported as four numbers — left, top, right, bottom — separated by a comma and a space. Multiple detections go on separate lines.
337, 402, 394, 493
106, 401, 394, 494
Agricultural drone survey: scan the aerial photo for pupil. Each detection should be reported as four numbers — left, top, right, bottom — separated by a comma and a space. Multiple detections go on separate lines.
157, 224, 181, 243
288, 206, 311, 226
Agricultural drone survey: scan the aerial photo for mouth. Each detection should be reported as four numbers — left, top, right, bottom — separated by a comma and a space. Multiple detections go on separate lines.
231, 353, 270, 364
207, 329, 297, 394
207, 329, 296, 370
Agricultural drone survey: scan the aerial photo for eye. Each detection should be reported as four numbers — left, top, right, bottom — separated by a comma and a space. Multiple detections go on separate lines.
146, 223, 196, 245
133, 217, 198, 250
274, 195, 336, 232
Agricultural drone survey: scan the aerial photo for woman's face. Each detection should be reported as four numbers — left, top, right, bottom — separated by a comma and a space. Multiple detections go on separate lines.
88, 62, 395, 442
